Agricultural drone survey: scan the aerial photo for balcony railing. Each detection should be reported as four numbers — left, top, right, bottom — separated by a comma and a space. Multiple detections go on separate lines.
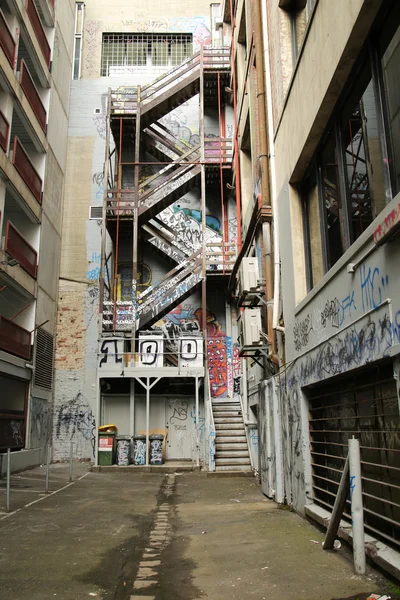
0, 315, 31, 359
0, 110, 9, 152
5, 221, 38, 278
12, 136, 43, 204
19, 59, 47, 132
26, 0, 51, 67
0, 9, 16, 68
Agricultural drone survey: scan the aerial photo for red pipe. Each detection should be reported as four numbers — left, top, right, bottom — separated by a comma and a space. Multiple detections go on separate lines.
113, 118, 123, 330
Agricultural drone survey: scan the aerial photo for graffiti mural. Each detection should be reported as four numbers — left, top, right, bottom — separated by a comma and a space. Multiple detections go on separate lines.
56, 394, 96, 457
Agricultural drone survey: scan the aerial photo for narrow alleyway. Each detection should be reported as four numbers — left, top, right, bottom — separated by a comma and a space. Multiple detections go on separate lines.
0, 469, 397, 600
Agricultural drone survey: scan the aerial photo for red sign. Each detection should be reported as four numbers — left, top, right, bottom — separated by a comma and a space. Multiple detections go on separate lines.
99, 437, 113, 450
373, 202, 400, 246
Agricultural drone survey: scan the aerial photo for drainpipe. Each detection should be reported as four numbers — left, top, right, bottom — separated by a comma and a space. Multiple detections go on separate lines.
260, 0, 283, 335
254, 0, 277, 358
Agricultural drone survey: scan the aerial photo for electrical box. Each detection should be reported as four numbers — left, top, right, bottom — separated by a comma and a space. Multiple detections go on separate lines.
178, 333, 204, 370
239, 309, 262, 347
138, 331, 164, 368
238, 257, 260, 296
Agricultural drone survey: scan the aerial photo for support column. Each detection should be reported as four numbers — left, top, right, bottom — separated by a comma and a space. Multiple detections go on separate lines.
130, 378, 135, 437
145, 377, 150, 466
349, 437, 366, 574
195, 376, 200, 466
95, 379, 101, 466
199, 47, 207, 356
132, 89, 141, 352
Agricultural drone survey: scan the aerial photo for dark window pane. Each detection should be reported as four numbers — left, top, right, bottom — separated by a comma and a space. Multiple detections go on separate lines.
341, 64, 385, 242
381, 21, 400, 195
321, 131, 344, 268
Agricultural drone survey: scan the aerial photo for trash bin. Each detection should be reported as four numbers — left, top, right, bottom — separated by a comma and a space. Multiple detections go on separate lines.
98, 430, 116, 465
133, 434, 146, 465
116, 436, 131, 466
150, 434, 164, 465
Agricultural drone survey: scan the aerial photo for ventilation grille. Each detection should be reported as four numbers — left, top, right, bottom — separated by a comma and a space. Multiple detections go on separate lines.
89, 206, 103, 219
34, 328, 54, 390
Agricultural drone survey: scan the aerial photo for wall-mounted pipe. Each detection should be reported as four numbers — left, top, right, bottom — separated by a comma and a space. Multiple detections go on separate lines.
260, 0, 282, 334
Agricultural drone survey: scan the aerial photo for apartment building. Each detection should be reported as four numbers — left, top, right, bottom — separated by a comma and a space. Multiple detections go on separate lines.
224, 0, 400, 576
0, 0, 74, 472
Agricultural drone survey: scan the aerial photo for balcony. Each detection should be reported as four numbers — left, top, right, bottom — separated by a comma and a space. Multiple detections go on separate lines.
0, 315, 31, 359
0, 9, 16, 68
19, 59, 46, 132
0, 110, 9, 152
4, 221, 38, 278
12, 136, 42, 204
26, 0, 51, 68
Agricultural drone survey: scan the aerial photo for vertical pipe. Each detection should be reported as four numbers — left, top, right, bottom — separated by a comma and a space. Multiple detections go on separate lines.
45, 444, 50, 493
229, 0, 242, 250
98, 89, 111, 337
348, 437, 366, 574
217, 71, 226, 272
195, 376, 200, 467
132, 90, 141, 351
6, 448, 11, 512
69, 441, 73, 482
146, 378, 150, 466
199, 47, 207, 351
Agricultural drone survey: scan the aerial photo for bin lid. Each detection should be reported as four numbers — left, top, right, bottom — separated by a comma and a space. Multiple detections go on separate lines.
99, 424, 118, 432
150, 434, 164, 440
99, 430, 116, 436
116, 436, 131, 441
133, 434, 146, 440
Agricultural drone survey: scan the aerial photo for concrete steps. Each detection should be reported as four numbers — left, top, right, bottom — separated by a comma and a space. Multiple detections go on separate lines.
212, 401, 252, 472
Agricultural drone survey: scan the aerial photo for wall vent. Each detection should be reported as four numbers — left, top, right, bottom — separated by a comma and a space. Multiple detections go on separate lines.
89, 206, 103, 220
34, 328, 54, 390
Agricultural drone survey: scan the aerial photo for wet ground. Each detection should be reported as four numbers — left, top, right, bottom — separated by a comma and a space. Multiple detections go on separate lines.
0, 467, 397, 600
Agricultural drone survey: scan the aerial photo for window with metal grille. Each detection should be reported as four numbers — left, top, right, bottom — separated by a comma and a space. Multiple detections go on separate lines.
34, 327, 54, 390
100, 33, 193, 76
308, 363, 400, 550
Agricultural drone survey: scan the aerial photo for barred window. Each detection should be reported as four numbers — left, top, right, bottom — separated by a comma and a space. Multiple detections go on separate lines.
100, 33, 193, 76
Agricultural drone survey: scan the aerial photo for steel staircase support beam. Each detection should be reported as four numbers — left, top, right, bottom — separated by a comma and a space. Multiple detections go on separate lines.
199, 46, 207, 350
132, 86, 141, 348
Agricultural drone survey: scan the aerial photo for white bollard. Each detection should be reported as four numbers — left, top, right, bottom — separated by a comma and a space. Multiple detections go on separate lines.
348, 437, 366, 575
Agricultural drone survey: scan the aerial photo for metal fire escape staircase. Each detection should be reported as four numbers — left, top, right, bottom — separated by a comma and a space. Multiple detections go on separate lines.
106, 48, 231, 333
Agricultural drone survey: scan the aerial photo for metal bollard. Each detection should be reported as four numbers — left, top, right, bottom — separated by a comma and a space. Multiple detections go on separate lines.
6, 448, 11, 512
349, 437, 366, 575
45, 444, 51, 493
69, 441, 73, 482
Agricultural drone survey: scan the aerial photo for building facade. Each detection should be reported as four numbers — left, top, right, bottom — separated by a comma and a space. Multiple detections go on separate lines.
224, 0, 400, 576
0, 0, 74, 472
54, 0, 255, 472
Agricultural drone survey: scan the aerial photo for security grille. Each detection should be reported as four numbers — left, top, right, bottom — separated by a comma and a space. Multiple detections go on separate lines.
309, 363, 400, 549
101, 33, 193, 76
34, 327, 54, 390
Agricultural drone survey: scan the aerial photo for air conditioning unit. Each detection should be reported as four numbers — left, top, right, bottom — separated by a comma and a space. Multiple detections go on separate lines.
238, 257, 260, 296
89, 206, 103, 220
239, 308, 262, 347
178, 333, 204, 370
138, 331, 164, 368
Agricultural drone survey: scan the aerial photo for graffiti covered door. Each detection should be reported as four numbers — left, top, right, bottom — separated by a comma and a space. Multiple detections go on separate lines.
166, 397, 192, 459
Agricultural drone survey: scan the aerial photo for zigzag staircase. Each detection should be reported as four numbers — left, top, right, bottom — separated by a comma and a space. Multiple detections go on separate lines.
106, 48, 230, 334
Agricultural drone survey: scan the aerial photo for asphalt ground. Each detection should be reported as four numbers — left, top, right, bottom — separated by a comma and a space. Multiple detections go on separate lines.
0, 468, 397, 600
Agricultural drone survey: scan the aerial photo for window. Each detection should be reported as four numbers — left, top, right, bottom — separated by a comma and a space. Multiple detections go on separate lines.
73, 2, 84, 79
100, 33, 193, 77
303, 3, 400, 288
0, 374, 27, 450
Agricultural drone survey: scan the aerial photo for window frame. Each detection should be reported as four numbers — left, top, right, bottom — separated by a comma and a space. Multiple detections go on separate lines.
303, 6, 399, 289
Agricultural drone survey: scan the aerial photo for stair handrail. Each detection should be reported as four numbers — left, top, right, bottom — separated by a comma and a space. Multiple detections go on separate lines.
139, 162, 200, 211
139, 144, 200, 194
205, 370, 216, 472
141, 50, 200, 95
137, 248, 202, 305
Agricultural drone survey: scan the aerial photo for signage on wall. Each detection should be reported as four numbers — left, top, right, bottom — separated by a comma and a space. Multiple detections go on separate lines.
138, 331, 164, 368
178, 334, 204, 369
